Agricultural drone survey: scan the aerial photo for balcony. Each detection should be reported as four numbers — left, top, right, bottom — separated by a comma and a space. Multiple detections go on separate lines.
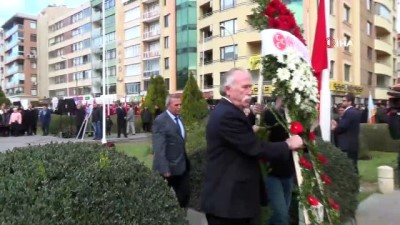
375, 62, 392, 77
143, 70, 160, 77
143, 9, 160, 23
92, 28, 102, 38
4, 24, 23, 39
374, 15, 391, 34
142, 0, 158, 4
374, 39, 392, 56
143, 50, 160, 59
5, 38, 23, 51
5, 53, 24, 64
92, 12, 102, 22
6, 65, 23, 75
143, 30, 160, 42
93, 60, 103, 70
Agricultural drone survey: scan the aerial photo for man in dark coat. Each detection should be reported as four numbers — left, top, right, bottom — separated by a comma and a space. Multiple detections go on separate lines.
332, 94, 361, 174
116, 104, 127, 138
75, 104, 86, 138
201, 68, 303, 225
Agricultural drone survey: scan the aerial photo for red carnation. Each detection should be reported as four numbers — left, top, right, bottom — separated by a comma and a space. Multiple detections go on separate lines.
290, 121, 304, 135
329, 198, 340, 211
317, 154, 328, 165
299, 156, 312, 170
307, 195, 319, 206
321, 174, 332, 185
269, 18, 280, 28
308, 132, 316, 141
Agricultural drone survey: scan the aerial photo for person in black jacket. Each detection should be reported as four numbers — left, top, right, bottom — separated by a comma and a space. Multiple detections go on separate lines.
75, 104, 86, 138
201, 68, 303, 225
263, 96, 294, 225
331, 94, 361, 174
116, 104, 127, 138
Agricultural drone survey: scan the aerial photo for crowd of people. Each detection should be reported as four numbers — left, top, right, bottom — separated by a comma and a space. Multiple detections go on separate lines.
0, 103, 52, 137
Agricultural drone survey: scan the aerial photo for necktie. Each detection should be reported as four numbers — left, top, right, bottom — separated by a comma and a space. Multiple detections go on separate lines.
175, 116, 182, 138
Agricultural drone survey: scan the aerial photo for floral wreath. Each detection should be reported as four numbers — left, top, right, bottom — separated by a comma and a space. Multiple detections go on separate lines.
251, 0, 340, 224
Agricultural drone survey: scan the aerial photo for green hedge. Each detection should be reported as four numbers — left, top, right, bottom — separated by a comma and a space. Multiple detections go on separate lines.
0, 143, 187, 225
187, 139, 359, 224
360, 124, 400, 154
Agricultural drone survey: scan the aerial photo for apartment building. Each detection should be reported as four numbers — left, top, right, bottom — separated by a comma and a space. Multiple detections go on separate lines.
302, 0, 397, 102
0, 31, 4, 92
91, 0, 117, 98
397, 33, 400, 83
1, 14, 38, 103
197, 0, 259, 99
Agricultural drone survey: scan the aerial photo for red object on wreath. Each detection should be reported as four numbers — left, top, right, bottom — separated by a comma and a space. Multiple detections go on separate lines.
307, 195, 319, 206
263, 0, 306, 45
321, 174, 332, 185
329, 198, 340, 211
317, 154, 328, 165
290, 121, 304, 135
299, 156, 312, 170
308, 132, 316, 141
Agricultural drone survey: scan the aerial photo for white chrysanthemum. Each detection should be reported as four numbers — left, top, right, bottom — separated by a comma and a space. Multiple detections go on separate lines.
277, 54, 285, 63
277, 68, 291, 81
294, 93, 301, 105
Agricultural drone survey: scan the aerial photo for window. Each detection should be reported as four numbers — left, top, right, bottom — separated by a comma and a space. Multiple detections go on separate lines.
126, 82, 140, 94
329, 60, 334, 78
329, 28, 334, 39
344, 4, 350, 23
31, 62, 37, 69
220, 45, 237, 61
125, 44, 141, 58
106, 49, 116, 59
106, 66, 116, 77
105, 32, 115, 43
344, 64, 351, 82
367, 47, 373, 60
367, 0, 371, 11
368, 72, 373, 85
220, 0, 235, 10
125, 26, 140, 40
31, 89, 37, 96
144, 80, 150, 91
105, 0, 115, 10
164, 36, 169, 48
165, 78, 170, 90
165, 57, 169, 69
344, 34, 351, 52
30, 34, 37, 42
105, 15, 115, 27
30, 47, 37, 55
125, 63, 141, 76
329, 0, 334, 15
125, 7, 140, 22
367, 21, 372, 36
30, 21, 36, 29
164, 14, 169, 27
375, 3, 391, 20
220, 19, 237, 36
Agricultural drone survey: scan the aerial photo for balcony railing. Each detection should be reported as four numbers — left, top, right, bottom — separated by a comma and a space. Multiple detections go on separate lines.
143, 9, 160, 20
143, 70, 160, 77
143, 50, 160, 59
6, 65, 23, 75
4, 24, 23, 38
92, 12, 102, 22
5, 53, 24, 64
143, 30, 160, 40
5, 38, 23, 50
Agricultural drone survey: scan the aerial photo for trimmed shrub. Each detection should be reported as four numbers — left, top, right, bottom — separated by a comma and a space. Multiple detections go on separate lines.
187, 139, 359, 224
49, 114, 75, 136
0, 143, 187, 225
185, 120, 208, 153
181, 75, 209, 127
360, 124, 400, 154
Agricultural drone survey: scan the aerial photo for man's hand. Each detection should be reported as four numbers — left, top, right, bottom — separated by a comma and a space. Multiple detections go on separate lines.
331, 120, 337, 130
251, 103, 265, 114
252, 125, 260, 133
163, 172, 171, 177
286, 135, 303, 150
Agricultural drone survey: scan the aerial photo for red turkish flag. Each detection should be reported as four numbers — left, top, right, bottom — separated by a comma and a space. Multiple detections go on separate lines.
311, 0, 328, 93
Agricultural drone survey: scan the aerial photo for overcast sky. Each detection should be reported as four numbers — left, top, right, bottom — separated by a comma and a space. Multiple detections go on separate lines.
0, 0, 83, 26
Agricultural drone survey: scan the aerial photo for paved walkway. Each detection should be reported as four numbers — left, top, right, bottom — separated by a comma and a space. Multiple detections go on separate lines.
0, 133, 150, 152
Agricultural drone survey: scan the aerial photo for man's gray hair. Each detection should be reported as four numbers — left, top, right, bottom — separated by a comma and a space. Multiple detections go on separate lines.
219, 68, 251, 96
165, 94, 181, 107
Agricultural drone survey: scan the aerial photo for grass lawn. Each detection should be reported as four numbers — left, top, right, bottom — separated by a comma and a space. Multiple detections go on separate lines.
358, 151, 398, 201
115, 142, 152, 168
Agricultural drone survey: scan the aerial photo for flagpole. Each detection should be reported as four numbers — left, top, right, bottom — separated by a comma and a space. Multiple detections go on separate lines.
101, 0, 107, 144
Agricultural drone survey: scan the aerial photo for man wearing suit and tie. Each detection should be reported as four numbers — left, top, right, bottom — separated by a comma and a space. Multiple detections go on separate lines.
152, 94, 190, 208
201, 68, 303, 225
331, 93, 361, 174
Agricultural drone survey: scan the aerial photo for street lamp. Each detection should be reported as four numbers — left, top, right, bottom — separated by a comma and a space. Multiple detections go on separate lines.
60, 56, 69, 97
220, 25, 236, 67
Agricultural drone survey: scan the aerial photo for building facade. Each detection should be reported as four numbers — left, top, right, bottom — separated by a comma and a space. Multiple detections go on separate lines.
0, 30, 4, 92
2, 14, 38, 103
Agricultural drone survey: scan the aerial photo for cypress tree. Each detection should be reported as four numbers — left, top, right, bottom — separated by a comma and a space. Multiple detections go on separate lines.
143, 76, 168, 115
181, 73, 208, 127
0, 87, 11, 106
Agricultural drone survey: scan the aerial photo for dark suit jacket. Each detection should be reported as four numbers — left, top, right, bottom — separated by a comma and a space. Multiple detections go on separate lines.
201, 99, 290, 219
152, 111, 187, 176
116, 107, 127, 124
39, 109, 51, 125
334, 107, 361, 152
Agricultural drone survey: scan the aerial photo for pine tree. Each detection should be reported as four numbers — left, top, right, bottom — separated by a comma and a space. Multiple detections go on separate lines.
181, 73, 208, 127
0, 87, 11, 106
143, 76, 168, 115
